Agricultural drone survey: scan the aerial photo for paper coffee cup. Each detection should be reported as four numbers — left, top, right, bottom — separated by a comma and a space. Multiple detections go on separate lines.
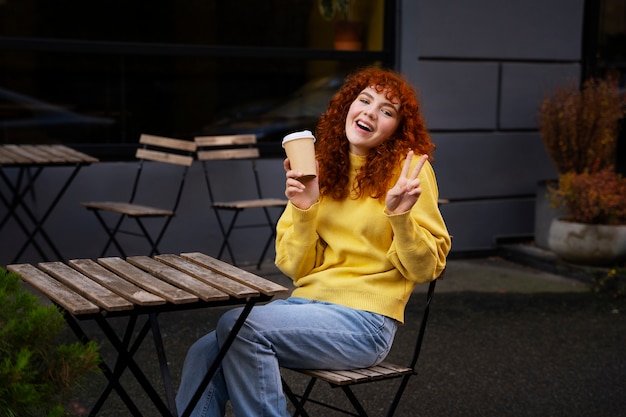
282, 130, 316, 181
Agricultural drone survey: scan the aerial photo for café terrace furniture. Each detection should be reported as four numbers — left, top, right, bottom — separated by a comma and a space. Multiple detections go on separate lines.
81, 134, 196, 258
0, 144, 98, 263
194, 134, 288, 269
7, 251, 288, 417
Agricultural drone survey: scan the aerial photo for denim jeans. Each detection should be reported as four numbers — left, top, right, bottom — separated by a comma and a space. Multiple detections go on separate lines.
175, 297, 398, 417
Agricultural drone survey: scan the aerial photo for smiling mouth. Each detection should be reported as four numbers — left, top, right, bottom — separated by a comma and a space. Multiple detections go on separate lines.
356, 120, 372, 132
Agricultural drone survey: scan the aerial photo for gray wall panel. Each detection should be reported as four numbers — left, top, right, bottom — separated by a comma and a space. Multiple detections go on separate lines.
500, 63, 581, 129
415, 62, 499, 130
416, 0, 584, 60
441, 199, 536, 252
433, 132, 557, 200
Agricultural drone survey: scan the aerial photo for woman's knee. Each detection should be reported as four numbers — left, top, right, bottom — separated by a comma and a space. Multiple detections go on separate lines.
215, 307, 244, 343
186, 331, 218, 363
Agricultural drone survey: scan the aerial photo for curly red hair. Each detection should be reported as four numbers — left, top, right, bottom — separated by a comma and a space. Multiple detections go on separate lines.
315, 67, 434, 200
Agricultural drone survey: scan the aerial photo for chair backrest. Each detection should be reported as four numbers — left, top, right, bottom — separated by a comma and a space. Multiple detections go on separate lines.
137, 134, 197, 166
194, 134, 266, 202
195, 134, 259, 161
128, 134, 197, 206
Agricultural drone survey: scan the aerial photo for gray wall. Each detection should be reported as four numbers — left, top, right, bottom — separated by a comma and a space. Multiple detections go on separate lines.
1, 0, 588, 266
399, 0, 584, 252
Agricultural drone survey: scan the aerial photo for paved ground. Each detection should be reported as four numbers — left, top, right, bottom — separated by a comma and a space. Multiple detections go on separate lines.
64, 256, 626, 416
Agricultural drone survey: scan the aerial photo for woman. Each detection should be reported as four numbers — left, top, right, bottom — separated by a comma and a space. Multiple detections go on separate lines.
176, 67, 451, 417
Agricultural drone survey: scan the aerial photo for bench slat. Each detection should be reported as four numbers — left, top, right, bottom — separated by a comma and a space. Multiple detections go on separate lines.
7, 264, 100, 315
179, 252, 289, 296
155, 254, 260, 298
38, 262, 134, 312
127, 256, 230, 302
80, 201, 173, 216
136, 148, 194, 166
68, 259, 165, 306
295, 360, 412, 386
42, 145, 99, 163
98, 257, 198, 304
212, 198, 288, 209
139, 134, 197, 152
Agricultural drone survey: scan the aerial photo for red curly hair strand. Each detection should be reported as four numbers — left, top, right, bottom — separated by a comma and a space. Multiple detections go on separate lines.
315, 66, 434, 200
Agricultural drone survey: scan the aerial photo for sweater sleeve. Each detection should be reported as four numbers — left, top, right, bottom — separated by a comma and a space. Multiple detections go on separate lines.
274, 201, 322, 280
385, 160, 451, 283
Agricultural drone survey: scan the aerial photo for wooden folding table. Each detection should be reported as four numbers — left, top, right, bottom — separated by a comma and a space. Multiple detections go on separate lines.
7, 251, 289, 417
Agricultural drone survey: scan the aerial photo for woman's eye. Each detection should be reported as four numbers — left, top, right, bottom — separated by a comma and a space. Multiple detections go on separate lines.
381, 109, 393, 117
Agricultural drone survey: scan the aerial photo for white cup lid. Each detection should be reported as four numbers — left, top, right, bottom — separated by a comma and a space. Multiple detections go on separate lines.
282, 130, 316, 147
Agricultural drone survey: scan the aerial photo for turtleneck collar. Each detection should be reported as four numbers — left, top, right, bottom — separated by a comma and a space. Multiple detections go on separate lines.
349, 152, 367, 170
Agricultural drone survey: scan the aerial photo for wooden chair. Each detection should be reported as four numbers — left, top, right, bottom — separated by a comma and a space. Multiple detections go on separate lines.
281, 278, 438, 417
194, 134, 288, 269
81, 134, 196, 257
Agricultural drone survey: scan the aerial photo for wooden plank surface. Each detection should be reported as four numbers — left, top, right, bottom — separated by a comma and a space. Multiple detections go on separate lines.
127, 256, 230, 302
155, 254, 261, 298
7, 264, 100, 315
180, 252, 289, 295
97, 257, 198, 304
0, 144, 98, 165
80, 201, 173, 216
45, 145, 99, 163
38, 262, 134, 312
212, 198, 288, 209
68, 259, 165, 306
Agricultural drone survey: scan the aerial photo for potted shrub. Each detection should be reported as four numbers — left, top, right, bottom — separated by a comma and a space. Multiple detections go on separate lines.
548, 168, 626, 265
539, 77, 623, 175
0, 267, 100, 417
537, 76, 626, 265
535, 77, 625, 249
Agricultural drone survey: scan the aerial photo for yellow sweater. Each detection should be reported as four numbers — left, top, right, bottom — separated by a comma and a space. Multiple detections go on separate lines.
275, 153, 451, 323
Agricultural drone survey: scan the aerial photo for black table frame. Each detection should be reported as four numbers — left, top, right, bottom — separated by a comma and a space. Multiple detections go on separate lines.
0, 145, 96, 262
61, 295, 272, 417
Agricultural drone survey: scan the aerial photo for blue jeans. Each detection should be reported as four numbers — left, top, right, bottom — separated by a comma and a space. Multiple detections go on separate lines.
175, 297, 398, 417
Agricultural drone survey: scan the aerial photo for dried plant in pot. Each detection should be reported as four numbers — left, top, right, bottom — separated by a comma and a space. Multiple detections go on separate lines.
548, 168, 626, 266
538, 77, 624, 175
537, 76, 626, 260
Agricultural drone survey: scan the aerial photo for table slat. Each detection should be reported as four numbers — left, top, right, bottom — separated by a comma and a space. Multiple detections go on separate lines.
7, 264, 100, 315
181, 252, 289, 295
19, 145, 67, 163
68, 259, 166, 306
127, 256, 230, 302
154, 254, 260, 298
0, 144, 99, 165
38, 262, 134, 312
0, 147, 21, 164
45, 145, 99, 163
1, 145, 38, 164
97, 257, 198, 304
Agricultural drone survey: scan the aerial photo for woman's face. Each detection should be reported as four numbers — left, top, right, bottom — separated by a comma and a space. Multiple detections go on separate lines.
345, 86, 401, 156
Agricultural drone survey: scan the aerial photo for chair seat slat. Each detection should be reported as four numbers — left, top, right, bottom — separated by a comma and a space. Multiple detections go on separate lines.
81, 201, 174, 216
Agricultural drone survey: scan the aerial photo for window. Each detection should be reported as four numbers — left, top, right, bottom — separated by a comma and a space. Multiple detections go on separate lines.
583, 0, 626, 174
0, 0, 395, 159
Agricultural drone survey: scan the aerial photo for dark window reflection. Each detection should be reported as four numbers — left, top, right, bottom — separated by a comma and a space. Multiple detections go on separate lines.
0, 0, 389, 159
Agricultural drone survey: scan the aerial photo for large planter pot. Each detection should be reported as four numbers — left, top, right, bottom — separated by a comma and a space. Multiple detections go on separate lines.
548, 218, 626, 266
534, 179, 565, 250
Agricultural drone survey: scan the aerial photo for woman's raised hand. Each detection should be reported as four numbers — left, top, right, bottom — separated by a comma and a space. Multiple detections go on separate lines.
283, 158, 320, 210
385, 151, 428, 215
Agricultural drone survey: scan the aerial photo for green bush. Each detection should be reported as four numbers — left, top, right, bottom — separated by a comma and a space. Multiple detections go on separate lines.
0, 268, 100, 417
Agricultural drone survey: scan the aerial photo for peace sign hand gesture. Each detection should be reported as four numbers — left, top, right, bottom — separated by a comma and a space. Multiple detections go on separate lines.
385, 151, 428, 215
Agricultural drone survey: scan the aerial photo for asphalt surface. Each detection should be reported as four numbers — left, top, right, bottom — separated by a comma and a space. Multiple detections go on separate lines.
63, 256, 626, 417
